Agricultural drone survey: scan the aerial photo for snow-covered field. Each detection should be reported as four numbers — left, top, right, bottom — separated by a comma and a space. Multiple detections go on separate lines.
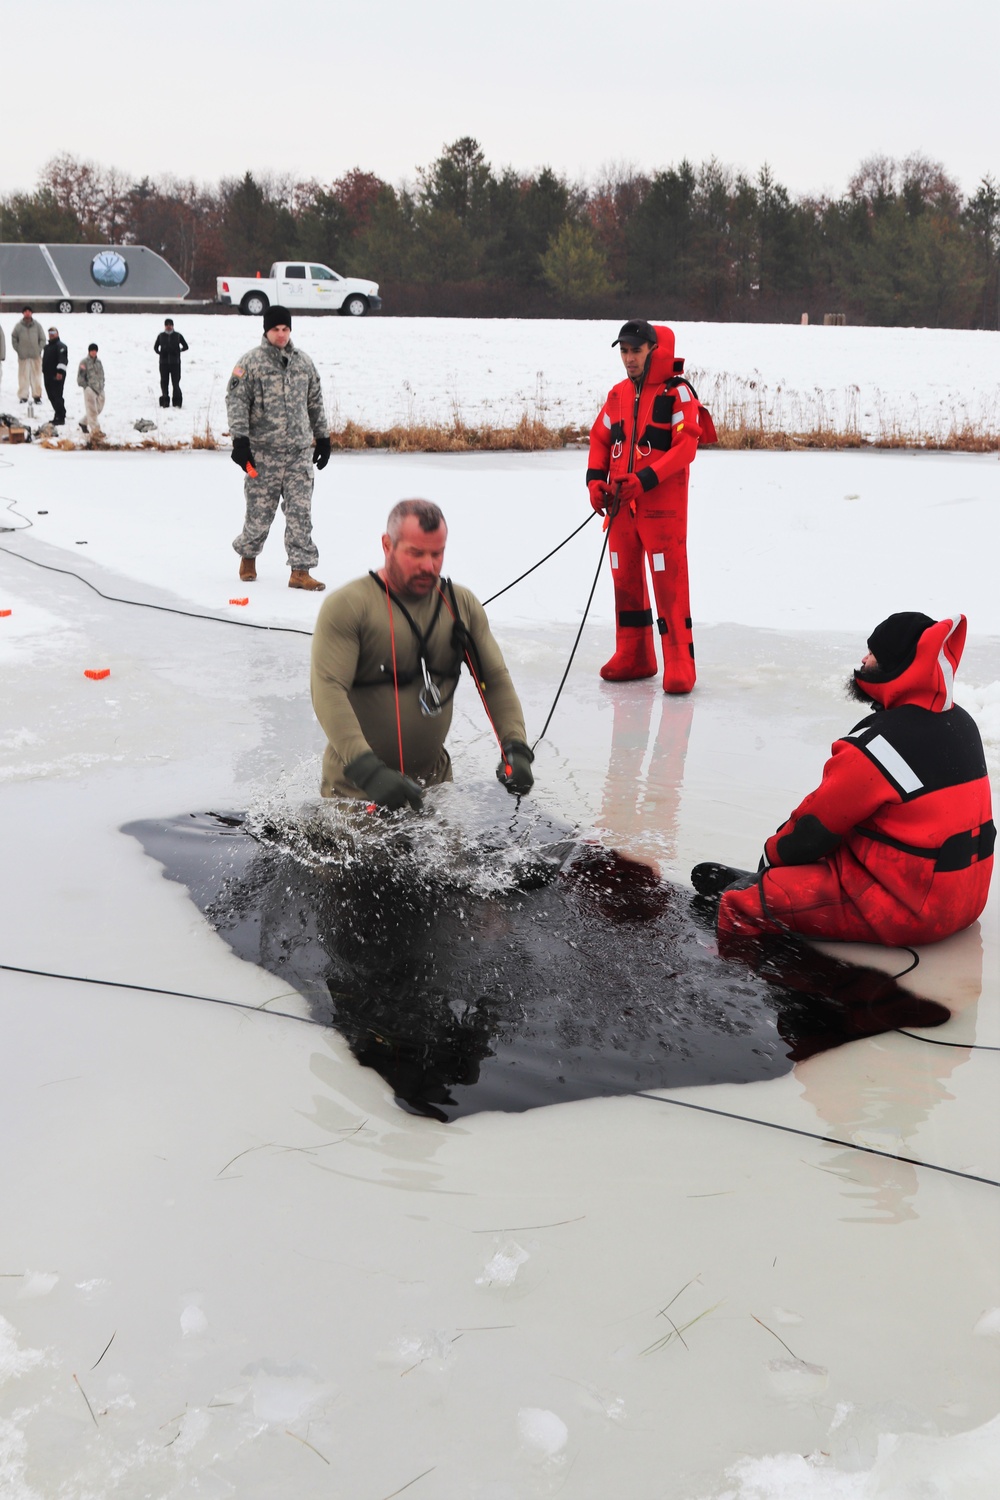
2, 312, 998, 448
1, 326, 999, 1497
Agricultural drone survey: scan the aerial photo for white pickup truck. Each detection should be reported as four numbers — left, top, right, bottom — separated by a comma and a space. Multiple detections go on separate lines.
217, 261, 381, 317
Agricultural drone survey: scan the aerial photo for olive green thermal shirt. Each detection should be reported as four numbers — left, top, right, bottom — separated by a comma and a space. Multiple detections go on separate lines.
310, 573, 527, 798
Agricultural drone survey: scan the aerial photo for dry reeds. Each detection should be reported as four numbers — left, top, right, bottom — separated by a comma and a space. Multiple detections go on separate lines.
28, 384, 1000, 456
330, 414, 588, 453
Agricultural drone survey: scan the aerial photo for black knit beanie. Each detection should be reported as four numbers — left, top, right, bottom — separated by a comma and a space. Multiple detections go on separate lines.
866, 612, 935, 678
263, 304, 292, 332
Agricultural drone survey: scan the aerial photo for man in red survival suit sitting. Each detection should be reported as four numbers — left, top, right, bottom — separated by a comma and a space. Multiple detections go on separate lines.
693, 612, 994, 947
587, 320, 715, 694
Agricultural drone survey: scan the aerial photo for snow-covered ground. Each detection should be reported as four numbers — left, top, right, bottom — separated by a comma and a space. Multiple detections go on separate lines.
1, 407, 999, 1491
2, 312, 998, 449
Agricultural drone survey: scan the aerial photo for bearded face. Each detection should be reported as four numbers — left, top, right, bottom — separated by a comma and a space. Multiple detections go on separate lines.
846, 664, 881, 705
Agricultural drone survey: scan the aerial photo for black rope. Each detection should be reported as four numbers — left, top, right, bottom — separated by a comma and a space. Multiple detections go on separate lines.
531, 525, 610, 751
4, 960, 995, 1184
0, 512, 601, 639
0, 961, 327, 1028
0, 542, 315, 636
481, 512, 596, 606
895, 1029, 1000, 1051
633, 1091, 1000, 1189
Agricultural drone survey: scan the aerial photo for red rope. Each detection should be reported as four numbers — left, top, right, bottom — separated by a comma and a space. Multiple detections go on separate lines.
384, 584, 406, 774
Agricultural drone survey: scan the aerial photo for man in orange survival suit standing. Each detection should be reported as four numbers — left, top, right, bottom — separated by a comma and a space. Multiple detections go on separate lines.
587, 320, 714, 694
693, 613, 994, 947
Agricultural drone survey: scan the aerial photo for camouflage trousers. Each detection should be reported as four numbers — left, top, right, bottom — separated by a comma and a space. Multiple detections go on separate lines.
232, 447, 318, 569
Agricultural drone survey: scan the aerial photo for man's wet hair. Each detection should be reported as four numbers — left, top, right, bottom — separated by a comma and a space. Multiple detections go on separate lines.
386, 499, 445, 541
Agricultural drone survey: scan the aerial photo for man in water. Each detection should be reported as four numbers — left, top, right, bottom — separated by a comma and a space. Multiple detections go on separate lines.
310, 499, 534, 809
694, 612, 994, 946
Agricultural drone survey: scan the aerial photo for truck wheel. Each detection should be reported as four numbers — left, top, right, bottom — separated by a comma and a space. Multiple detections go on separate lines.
240, 291, 269, 316
342, 295, 369, 317
88, 300, 105, 314
58, 300, 73, 315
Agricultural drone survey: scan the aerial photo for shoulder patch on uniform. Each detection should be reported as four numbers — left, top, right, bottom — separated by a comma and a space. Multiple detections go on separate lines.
232, 365, 244, 378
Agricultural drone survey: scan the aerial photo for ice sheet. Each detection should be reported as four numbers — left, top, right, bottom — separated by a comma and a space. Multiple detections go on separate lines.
1, 445, 998, 1497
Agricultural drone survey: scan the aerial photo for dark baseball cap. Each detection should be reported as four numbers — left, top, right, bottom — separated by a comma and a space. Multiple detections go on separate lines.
612, 320, 657, 348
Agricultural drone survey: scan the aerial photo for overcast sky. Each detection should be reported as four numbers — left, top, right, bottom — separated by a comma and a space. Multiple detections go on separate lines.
4, 0, 996, 202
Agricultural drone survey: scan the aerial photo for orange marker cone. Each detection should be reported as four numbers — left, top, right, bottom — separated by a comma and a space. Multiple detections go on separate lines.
0, 609, 11, 618
84, 669, 111, 680
229, 597, 249, 606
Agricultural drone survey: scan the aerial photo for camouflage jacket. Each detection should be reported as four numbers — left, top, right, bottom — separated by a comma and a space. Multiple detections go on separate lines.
77, 356, 105, 393
225, 337, 327, 453
11, 318, 46, 359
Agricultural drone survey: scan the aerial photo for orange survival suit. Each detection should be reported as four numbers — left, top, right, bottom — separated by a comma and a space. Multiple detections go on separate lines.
719, 615, 994, 945
587, 325, 714, 694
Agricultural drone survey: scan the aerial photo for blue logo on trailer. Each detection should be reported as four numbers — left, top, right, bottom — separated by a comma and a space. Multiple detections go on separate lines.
91, 251, 129, 288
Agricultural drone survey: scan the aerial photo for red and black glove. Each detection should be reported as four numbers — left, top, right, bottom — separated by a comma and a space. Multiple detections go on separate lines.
588, 479, 613, 514
231, 435, 256, 473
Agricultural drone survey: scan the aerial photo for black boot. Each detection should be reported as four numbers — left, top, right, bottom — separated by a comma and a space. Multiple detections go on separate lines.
159, 396, 169, 408
691, 862, 755, 898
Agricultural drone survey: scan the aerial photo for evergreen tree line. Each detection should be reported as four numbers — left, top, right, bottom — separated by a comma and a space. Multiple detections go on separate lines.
1, 140, 997, 328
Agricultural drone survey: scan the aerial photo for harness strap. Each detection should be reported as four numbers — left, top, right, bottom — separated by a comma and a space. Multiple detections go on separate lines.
435, 581, 505, 754
856, 819, 996, 871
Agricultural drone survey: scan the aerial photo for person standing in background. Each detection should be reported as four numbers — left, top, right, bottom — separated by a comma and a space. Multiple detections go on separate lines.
226, 305, 330, 591
154, 317, 189, 408
586, 320, 715, 694
42, 327, 68, 426
77, 343, 105, 433
11, 306, 45, 404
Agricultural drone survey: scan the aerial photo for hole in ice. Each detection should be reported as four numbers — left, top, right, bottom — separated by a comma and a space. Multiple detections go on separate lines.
125, 788, 950, 1122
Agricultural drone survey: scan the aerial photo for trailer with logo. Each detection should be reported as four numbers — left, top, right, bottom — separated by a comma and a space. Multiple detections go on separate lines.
0, 243, 190, 313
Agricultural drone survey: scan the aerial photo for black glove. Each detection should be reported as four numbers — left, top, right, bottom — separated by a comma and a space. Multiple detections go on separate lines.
231, 435, 255, 473
345, 751, 424, 812
496, 740, 534, 796
313, 435, 332, 470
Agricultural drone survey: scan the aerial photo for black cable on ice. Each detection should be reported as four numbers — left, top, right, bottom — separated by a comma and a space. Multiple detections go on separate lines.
632, 1091, 1000, 1189
0, 960, 327, 1028
0, 542, 315, 636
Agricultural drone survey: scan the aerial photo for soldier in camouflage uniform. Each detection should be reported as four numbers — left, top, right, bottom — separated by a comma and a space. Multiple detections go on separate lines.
226, 304, 332, 591
76, 344, 106, 432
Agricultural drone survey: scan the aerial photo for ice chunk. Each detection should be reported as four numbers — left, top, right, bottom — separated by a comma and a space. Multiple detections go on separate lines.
476, 1238, 530, 1287
180, 1303, 208, 1337
973, 1307, 1000, 1338
0, 1316, 47, 1383
517, 1407, 568, 1459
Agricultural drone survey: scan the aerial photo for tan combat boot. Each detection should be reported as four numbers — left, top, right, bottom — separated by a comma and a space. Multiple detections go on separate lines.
239, 557, 257, 582
289, 569, 325, 591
